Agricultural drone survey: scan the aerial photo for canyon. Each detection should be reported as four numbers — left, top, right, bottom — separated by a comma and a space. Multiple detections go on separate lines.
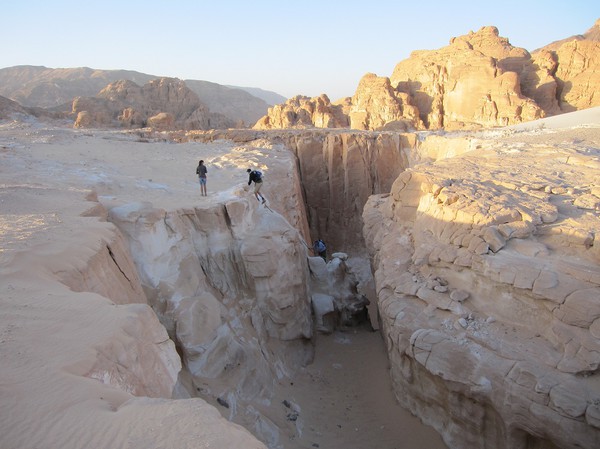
1, 105, 599, 448
1, 18, 600, 449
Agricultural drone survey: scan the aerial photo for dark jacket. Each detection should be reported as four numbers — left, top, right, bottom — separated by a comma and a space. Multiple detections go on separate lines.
196, 164, 207, 177
248, 170, 262, 185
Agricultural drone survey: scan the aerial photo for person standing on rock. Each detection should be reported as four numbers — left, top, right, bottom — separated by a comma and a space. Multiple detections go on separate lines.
247, 168, 266, 203
196, 160, 208, 196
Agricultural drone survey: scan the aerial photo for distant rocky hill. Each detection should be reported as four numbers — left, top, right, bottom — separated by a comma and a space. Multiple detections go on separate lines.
71, 77, 233, 130
0, 65, 284, 127
0, 66, 156, 109
184, 80, 272, 127
255, 19, 600, 131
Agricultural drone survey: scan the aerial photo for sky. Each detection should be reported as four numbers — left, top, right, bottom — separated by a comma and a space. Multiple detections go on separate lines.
2, 0, 598, 101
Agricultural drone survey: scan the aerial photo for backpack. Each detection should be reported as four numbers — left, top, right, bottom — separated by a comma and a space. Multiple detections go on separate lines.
253, 170, 263, 180
315, 240, 326, 253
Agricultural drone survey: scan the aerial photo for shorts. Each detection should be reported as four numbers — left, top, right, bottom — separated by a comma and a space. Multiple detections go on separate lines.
254, 180, 263, 193
199, 177, 206, 185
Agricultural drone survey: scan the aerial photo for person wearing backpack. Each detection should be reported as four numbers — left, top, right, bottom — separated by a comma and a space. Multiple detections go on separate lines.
313, 239, 326, 261
196, 160, 208, 196
247, 168, 266, 203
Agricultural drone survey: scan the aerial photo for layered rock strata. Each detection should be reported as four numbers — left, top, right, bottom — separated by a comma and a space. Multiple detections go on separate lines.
363, 123, 600, 448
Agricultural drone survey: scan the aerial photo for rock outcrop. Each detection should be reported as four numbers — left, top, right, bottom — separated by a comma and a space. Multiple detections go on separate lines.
255, 20, 600, 131
72, 77, 234, 130
362, 118, 600, 449
349, 73, 424, 131
309, 252, 370, 332
253, 94, 348, 129
390, 26, 544, 129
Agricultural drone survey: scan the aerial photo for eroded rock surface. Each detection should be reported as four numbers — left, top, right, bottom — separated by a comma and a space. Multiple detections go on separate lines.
363, 117, 600, 448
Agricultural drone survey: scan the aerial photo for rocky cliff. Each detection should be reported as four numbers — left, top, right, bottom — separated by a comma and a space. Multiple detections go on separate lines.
362, 113, 600, 449
256, 20, 600, 131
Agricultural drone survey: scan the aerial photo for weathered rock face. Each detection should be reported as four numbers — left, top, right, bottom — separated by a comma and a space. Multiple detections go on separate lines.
390, 26, 544, 130
276, 131, 415, 254
188, 128, 417, 257
309, 252, 370, 332
254, 20, 600, 132
253, 94, 349, 129
349, 73, 424, 131
362, 125, 600, 449
72, 77, 234, 130
553, 39, 600, 112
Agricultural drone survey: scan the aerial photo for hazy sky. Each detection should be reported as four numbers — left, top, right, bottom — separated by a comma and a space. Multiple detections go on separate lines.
2, 0, 598, 100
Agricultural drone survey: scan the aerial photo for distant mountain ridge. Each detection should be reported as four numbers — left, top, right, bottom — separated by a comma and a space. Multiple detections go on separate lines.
0, 65, 286, 126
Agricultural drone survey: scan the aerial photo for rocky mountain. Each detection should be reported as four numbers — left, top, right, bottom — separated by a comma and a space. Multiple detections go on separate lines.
227, 85, 286, 107
72, 77, 233, 130
256, 19, 600, 131
0, 65, 282, 126
0, 66, 156, 109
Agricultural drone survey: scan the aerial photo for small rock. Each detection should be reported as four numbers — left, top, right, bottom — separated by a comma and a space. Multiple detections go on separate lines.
450, 290, 470, 302
458, 318, 469, 328
217, 397, 229, 408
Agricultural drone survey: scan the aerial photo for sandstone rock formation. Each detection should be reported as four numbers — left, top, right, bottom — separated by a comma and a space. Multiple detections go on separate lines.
253, 94, 348, 129
362, 113, 600, 449
255, 20, 600, 132
309, 252, 370, 332
1, 110, 385, 449
72, 77, 234, 130
0, 66, 155, 108
349, 73, 424, 131
390, 26, 544, 130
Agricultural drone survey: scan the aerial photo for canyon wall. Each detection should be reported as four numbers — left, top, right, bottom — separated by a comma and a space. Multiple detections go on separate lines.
362, 123, 600, 448
191, 129, 421, 255
0, 190, 266, 448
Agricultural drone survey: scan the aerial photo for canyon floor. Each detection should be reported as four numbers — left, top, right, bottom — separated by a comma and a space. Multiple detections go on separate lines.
270, 325, 448, 449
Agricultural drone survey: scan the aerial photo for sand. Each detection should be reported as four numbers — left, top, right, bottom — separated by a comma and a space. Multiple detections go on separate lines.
275, 325, 448, 449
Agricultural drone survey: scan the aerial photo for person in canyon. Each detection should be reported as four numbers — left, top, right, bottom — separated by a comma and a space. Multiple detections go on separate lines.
313, 239, 326, 261
247, 168, 266, 203
196, 160, 208, 196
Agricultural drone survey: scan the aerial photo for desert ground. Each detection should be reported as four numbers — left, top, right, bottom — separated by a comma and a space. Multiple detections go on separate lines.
2, 108, 599, 448
0, 117, 451, 448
